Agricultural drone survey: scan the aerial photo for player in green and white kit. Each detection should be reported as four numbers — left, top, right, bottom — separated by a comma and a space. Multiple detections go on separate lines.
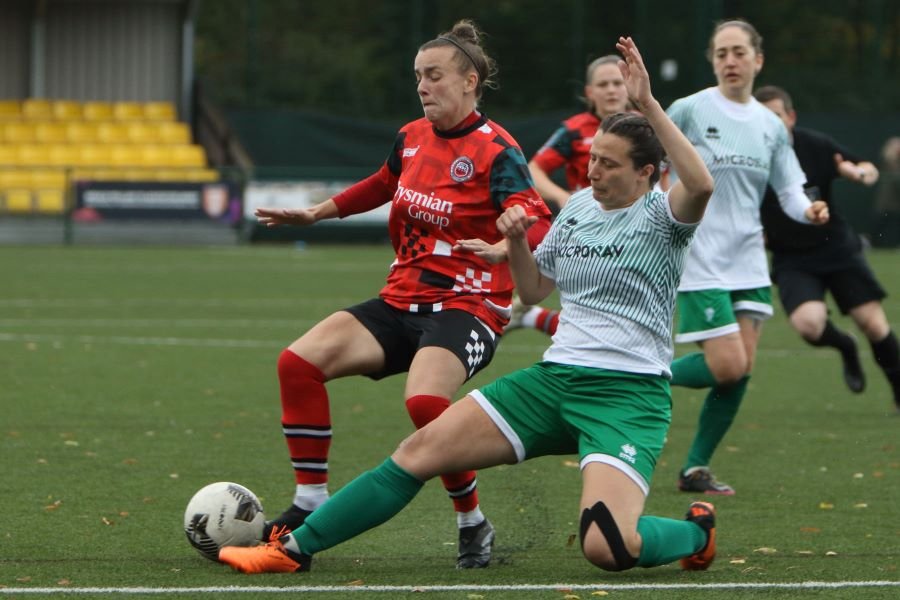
220, 37, 719, 576
666, 20, 830, 495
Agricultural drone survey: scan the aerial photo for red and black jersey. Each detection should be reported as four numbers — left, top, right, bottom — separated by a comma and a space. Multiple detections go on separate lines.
334, 112, 550, 333
530, 111, 600, 192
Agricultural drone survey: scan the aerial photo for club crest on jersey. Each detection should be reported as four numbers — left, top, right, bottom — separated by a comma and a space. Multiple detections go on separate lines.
450, 156, 475, 182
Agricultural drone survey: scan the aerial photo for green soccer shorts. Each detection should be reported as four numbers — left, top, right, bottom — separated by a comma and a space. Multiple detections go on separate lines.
674, 287, 773, 343
469, 361, 671, 495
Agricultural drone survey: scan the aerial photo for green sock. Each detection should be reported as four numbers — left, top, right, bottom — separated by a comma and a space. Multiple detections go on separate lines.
670, 353, 717, 388
684, 376, 749, 470
636, 515, 706, 567
291, 457, 424, 556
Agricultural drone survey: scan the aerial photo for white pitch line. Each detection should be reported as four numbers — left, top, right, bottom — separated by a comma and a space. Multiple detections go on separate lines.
1, 581, 899, 594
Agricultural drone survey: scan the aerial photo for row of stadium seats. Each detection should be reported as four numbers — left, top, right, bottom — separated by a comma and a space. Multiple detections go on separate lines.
0, 167, 218, 188
0, 99, 176, 121
0, 188, 66, 214
0, 144, 207, 167
0, 167, 220, 215
0, 120, 190, 145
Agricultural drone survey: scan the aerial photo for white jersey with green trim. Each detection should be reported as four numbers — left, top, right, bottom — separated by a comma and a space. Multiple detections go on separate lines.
667, 87, 806, 291
533, 187, 698, 377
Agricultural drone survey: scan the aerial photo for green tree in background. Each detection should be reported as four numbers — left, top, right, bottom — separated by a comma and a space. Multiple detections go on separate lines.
196, 0, 900, 117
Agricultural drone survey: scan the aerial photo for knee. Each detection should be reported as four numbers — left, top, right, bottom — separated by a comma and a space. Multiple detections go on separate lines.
580, 502, 639, 572
710, 358, 749, 386
853, 308, 889, 340
581, 531, 639, 571
278, 348, 326, 381
790, 312, 824, 341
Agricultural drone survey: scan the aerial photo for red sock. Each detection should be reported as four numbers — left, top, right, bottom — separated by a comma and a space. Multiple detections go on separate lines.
278, 349, 331, 485
535, 308, 560, 335
406, 394, 479, 513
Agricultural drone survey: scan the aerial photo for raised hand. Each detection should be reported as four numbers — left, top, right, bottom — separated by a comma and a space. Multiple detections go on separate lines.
615, 36, 653, 110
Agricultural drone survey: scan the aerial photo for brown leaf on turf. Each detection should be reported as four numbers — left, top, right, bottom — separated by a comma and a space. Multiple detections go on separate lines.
44, 500, 62, 511
567, 533, 577, 547
729, 558, 746, 564
563, 460, 579, 468
57, 579, 71, 586
122, 458, 138, 465
794, 550, 814, 555
753, 547, 778, 555
854, 503, 868, 509
591, 592, 609, 597
825, 551, 838, 556
346, 580, 364, 586
119, 511, 129, 517
563, 595, 581, 600
16, 577, 31, 583
101, 517, 113, 526
818, 502, 835, 510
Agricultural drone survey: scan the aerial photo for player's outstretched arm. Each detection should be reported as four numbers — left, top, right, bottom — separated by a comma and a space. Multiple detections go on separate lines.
255, 199, 340, 227
616, 36, 713, 223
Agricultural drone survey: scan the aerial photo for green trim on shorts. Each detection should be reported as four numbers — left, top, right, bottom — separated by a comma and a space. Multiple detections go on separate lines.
472, 362, 671, 490
675, 287, 773, 343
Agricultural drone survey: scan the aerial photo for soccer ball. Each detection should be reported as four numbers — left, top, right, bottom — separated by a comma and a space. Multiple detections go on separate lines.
183, 481, 265, 562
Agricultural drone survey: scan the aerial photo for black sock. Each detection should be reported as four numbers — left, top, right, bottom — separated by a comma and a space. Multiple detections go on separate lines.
808, 320, 855, 354
871, 331, 900, 404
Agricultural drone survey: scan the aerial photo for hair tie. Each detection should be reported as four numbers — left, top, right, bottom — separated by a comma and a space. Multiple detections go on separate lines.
438, 36, 478, 69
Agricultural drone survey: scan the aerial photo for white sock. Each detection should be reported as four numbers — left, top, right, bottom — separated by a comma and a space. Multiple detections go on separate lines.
457, 507, 485, 528
281, 533, 302, 553
521, 307, 543, 329
293, 483, 329, 512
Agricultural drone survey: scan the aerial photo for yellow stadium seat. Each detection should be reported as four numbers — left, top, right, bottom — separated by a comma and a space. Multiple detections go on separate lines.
143, 101, 176, 121
51, 100, 83, 120
96, 122, 130, 144
113, 101, 144, 120
36, 188, 66, 213
0, 145, 18, 164
83, 101, 114, 120
49, 145, 79, 166
158, 121, 191, 144
4, 189, 33, 212
30, 169, 67, 190
0, 100, 21, 118
3, 122, 37, 143
140, 145, 171, 167
171, 145, 207, 167
126, 122, 159, 144
79, 145, 113, 166
0, 169, 31, 188
65, 122, 98, 144
22, 99, 52, 119
35, 122, 68, 143
110, 145, 143, 166
18, 144, 52, 166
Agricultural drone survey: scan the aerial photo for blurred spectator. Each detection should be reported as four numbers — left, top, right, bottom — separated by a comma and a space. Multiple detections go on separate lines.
873, 137, 900, 248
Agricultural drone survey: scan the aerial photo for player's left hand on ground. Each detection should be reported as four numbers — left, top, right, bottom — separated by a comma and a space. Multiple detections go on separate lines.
453, 238, 508, 264
806, 200, 830, 225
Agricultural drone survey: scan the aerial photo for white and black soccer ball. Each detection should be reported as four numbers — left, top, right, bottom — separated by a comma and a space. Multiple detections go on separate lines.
183, 481, 265, 561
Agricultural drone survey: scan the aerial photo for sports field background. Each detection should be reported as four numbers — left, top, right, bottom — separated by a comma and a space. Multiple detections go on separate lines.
2, 244, 898, 599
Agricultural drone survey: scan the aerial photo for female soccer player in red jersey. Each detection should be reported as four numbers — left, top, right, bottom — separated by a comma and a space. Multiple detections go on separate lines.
253, 19, 551, 569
